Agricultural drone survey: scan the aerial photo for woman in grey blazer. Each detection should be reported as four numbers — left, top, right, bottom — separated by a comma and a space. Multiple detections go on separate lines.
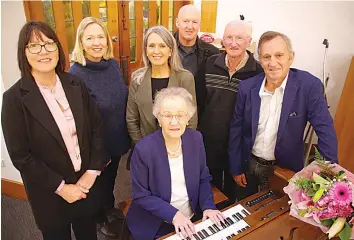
126, 26, 197, 145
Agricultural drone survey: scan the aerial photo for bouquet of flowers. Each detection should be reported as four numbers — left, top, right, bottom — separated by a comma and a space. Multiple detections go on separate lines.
284, 148, 354, 240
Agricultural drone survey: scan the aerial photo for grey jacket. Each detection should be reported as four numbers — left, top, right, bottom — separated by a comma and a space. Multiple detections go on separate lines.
126, 68, 197, 144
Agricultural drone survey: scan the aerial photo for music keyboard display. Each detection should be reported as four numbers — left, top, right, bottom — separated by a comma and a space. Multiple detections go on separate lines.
164, 205, 250, 240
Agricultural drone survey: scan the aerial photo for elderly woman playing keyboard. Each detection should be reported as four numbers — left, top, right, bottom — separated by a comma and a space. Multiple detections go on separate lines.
126, 87, 225, 240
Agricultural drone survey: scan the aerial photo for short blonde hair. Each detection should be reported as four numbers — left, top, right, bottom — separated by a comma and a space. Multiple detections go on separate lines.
152, 87, 196, 119
71, 17, 114, 66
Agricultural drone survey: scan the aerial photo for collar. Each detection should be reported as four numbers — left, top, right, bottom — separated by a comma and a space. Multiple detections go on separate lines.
225, 52, 249, 72
259, 72, 289, 97
35, 74, 61, 93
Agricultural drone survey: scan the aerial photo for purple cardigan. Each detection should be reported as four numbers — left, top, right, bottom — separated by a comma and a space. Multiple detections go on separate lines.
126, 128, 216, 240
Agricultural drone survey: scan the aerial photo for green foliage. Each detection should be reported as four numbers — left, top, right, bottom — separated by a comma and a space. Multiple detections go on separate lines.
320, 219, 334, 226
338, 222, 351, 240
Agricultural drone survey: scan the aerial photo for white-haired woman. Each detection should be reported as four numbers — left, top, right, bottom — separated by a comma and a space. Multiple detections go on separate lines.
126, 26, 197, 146
69, 17, 131, 238
126, 88, 224, 240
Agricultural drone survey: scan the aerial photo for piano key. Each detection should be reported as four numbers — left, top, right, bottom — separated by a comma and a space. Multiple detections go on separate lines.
242, 209, 250, 216
193, 233, 200, 240
202, 229, 209, 237
236, 212, 244, 219
197, 231, 205, 239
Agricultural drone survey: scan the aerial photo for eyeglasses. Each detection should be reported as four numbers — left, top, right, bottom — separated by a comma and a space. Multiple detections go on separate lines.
26, 42, 58, 54
159, 112, 189, 123
223, 36, 249, 44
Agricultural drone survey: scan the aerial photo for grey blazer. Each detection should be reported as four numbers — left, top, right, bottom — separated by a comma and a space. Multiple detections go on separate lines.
126, 68, 197, 144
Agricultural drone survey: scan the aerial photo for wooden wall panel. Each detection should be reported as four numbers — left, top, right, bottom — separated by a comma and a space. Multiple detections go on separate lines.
334, 56, 354, 173
148, 1, 157, 27
1, 179, 27, 200
23, 1, 44, 22
89, 1, 100, 19
71, 1, 83, 35
52, 1, 70, 70
200, 0, 218, 33
173, 1, 183, 32
161, 0, 169, 29
107, 1, 120, 59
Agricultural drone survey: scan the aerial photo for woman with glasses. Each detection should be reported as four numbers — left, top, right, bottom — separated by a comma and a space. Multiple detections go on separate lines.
126, 87, 224, 240
1, 21, 105, 240
69, 17, 130, 238
126, 26, 197, 147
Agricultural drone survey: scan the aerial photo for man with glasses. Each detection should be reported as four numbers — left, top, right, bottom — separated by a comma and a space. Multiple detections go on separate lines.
174, 4, 219, 114
197, 20, 263, 202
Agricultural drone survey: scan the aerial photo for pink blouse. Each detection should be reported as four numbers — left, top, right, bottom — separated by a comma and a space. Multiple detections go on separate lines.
36, 76, 100, 193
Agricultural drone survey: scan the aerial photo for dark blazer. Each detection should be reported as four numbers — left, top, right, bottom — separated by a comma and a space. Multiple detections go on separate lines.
126, 129, 216, 240
1, 72, 105, 231
228, 69, 338, 176
126, 68, 197, 144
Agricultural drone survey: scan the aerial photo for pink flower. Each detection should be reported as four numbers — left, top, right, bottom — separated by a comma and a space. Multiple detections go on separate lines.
328, 182, 352, 205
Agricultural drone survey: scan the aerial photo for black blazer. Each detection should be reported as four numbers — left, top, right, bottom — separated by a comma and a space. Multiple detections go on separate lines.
1, 72, 105, 231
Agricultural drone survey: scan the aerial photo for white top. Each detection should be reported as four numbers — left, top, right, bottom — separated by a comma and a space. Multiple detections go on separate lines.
168, 154, 194, 219
252, 74, 288, 160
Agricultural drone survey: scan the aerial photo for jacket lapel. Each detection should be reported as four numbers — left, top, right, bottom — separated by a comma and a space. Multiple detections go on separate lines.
167, 69, 179, 87
251, 79, 263, 143
155, 130, 172, 201
181, 130, 197, 201
20, 75, 67, 152
277, 71, 298, 143
136, 69, 156, 128
59, 73, 84, 150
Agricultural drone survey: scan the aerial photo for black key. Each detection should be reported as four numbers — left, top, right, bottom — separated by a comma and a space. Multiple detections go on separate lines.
231, 234, 236, 237
186, 237, 191, 240
224, 220, 231, 227
226, 236, 231, 239
202, 229, 209, 237
197, 231, 205, 239
242, 228, 246, 231
238, 230, 242, 233
245, 225, 250, 229
221, 221, 227, 228
208, 226, 216, 234
193, 234, 200, 240
233, 214, 240, 221
227, 217, 234, 224
236, 213, 244, 219
242, 209, 250, 216
213, 224, 221, 232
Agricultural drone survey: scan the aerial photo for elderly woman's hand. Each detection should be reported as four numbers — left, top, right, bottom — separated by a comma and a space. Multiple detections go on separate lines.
172, 211, 196, 239
202, 209, 225, 226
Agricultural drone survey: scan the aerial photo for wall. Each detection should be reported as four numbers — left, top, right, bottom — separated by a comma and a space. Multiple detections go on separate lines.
1, 1, 26, 182
205, 0, 354, 118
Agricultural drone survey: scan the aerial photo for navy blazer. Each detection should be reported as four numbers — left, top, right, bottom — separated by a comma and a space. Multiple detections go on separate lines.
228, 68, 338, 175
126, 128, 216, 240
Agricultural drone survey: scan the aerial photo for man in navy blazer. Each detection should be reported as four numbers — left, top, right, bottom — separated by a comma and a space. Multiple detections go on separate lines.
228, 31, 338, 191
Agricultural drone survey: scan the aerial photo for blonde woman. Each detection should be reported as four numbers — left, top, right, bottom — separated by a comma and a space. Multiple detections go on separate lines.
69, 17, 130, 238
126, 25, 197, 145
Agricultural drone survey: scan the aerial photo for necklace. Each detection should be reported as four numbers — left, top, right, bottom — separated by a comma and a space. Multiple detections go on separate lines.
166, 139, 182, 157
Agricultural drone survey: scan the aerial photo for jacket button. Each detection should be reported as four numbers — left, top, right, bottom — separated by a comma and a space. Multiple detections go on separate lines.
134, 97, 137, 100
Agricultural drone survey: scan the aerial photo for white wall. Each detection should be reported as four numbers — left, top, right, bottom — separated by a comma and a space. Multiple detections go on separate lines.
203, 0, 354, 117
1, 1, 26, 182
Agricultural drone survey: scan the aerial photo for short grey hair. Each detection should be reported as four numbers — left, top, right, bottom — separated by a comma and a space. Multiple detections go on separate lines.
223, 20, 253, 38
152, 87, 196, 119
257, 31, 293, 56
133, 25, 185, 85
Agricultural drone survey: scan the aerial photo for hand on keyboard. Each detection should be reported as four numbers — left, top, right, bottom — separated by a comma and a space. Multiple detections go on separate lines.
172, 211, 196, 239
202, 209, 225, 226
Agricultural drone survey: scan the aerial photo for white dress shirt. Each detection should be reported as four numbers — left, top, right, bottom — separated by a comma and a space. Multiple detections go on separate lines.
252, 74, 289, 160
168, 154, 194, 219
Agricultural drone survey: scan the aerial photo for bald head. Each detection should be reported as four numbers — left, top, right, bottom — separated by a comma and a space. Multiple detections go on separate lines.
177, 4, 201, 21
176, 4, 201, 46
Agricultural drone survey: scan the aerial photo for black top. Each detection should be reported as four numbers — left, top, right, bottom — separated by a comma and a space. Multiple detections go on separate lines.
151, 77, 169, 101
